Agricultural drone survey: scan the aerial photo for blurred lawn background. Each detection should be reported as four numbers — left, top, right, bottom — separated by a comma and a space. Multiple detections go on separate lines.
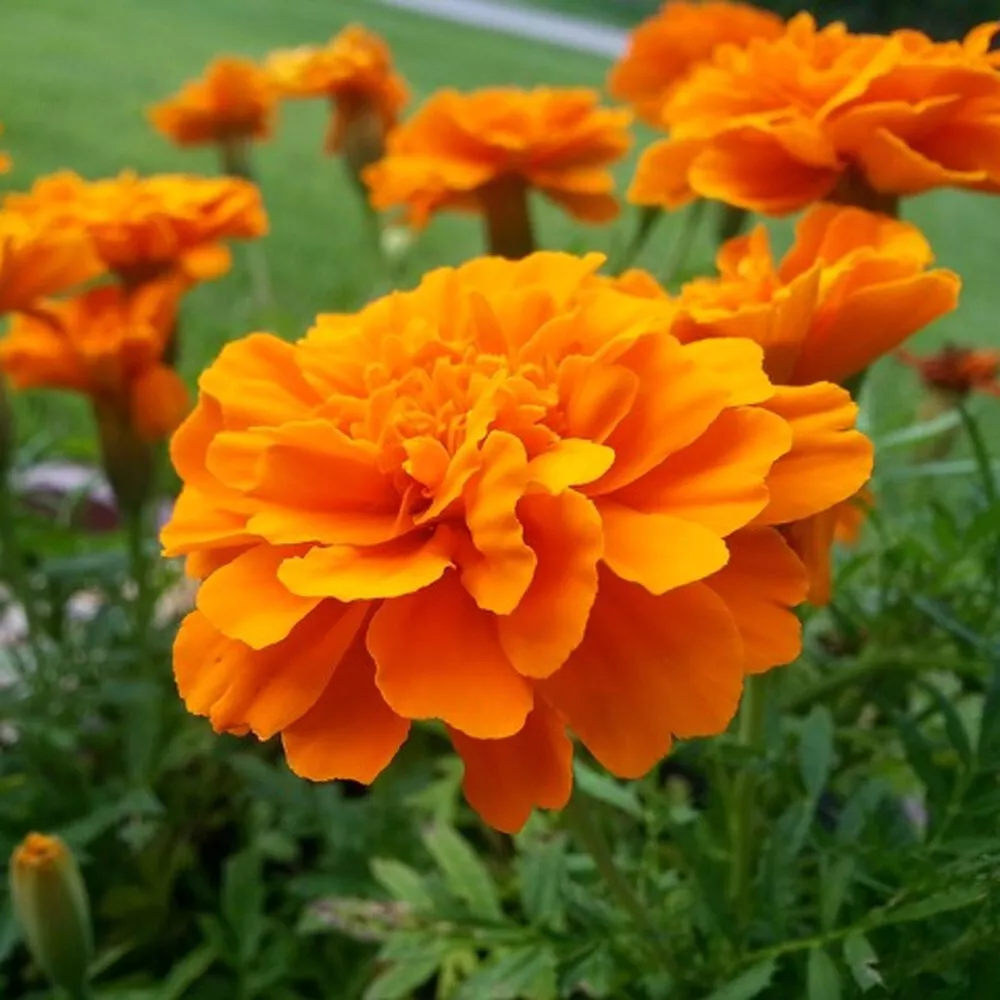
1, 0, 998, 457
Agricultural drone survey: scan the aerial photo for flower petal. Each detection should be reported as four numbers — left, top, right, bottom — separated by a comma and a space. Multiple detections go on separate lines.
449, 703, 573, 833
367, 573, 533, 738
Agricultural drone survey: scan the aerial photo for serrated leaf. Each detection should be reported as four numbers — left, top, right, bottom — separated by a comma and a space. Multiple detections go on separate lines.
799, 706, 834, 801
819, 856, 855, 932
518, 836, 566, 930
573, 761, 642, 818
371, 858, 433, 910
422, 825, 503, 921
364, 956, 441, 1000
843, 933, 883, 993
704, 959, 778, 1000
807, 948, 841, 1000
880, 885, 987, 926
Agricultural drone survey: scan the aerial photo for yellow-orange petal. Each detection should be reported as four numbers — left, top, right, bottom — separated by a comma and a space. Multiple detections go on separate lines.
130, 365, 190, 441
756, 383, 873, 526
705, 527, 808, 673
449, 703, 573, 834
196, 543, 321, 648
367, 573, 532, 739
526, 438, 616, 494
541, 572, 743, 778
283, 635, 410, 784
628, 137, 703, 209
783, 511, 837, 605
278, 530, 454, 602
174, 603, 368, 739
496, 490, 603, 679
160, 486, 251, 557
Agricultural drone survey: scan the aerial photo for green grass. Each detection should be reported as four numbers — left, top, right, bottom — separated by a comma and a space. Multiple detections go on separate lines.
1, 0, 998, 452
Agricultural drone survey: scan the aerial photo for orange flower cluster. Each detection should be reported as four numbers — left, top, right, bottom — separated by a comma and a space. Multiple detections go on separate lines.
898, 345, 1000, 399
630, 15, 1000, 214
609, 205, 958, 602
609, 1, 784, 126
149, 56, 277, 149
5, 171, 267, 286
0, 281, 189, 442
267, 25, 408, 157
161, 251, 871, 832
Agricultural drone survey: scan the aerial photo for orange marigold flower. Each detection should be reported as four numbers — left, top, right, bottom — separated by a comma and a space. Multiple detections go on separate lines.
0, 280, 189, 442
4, 171, 267, 287
898, 344, 1000, 399
668, 204, 961, 386
609, 1, 783, 126
630, 15, 1000, 215
364, 88, 632, 256
0, 211, 104, 316
266, 25, 408, 158
161, 251, 871, 832
148, 56, 277, 149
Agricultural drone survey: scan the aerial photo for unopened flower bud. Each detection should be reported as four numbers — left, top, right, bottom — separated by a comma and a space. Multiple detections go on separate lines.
10, 833, 93, 996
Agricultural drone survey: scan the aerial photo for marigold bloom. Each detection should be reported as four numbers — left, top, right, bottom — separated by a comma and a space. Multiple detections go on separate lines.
161, 251, 870, 832
4, 171, 267, 287
0, 210, 104, 316
0, 280, 189, 442
609, 1, 783, 126
364, 88, 632, 256
266, 25, 408, 158
149, 56, 277, 149
898, 344, 1000, 399
630, 15, 1000, 215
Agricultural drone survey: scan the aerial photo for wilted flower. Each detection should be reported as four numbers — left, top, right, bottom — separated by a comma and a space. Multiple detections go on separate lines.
161, 251, 870, 832
630, 16, 1000, 216
10, 833, 93, 997
267, 25, 407, 177
898, 344, 1000, 400
609, 1, 783, 126
4, 171, 267, 288
364, 88, 632, 258
0, 210, 104, 315
148, 56, 277, 176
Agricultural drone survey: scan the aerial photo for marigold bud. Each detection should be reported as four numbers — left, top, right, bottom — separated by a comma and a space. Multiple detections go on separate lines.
10, 833, 93, 995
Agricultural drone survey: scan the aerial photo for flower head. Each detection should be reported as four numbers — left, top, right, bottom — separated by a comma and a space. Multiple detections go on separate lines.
364, 87, 633, 229
630, 16, 1000, 214
266, 25, 408, 155
0, 280, 189, 441
148, 56, 277, 148
898, 344, 1000, 399
4, 171, 267, 287
659, 204, 960, 386
0, 210, 104, 316
162, 251, 870, 832
609, 1, 783, 126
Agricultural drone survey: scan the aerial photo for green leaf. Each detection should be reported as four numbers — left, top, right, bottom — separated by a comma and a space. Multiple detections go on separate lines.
518, 835, 566, 930
364, 956, 441, 1000
155, 945, 217, 1000
221, 850, 265, 963
807, 948, 842, 1000
572, 761, 642, 819
371, 858, 433, 910
977, 665, 1000, 768
914, 679, 974, 771
879, 885, 987, 926
704, 959, 778, 1000
843, 933, 883, 993
798, 706, 834, 801
422, 824, 503, 921
452, 946, 558, 1000
819, 856, 855, 932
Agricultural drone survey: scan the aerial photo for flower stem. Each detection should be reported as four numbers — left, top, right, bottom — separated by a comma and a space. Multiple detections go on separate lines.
611, 205, 661, 274
219, 139, 272, 310
729, 673, 769, 937
563, 792, 674, 973
957, 402, 997, 506
125, 505, 153, 655
662, 197, 707, 285
480, 177, 535, 260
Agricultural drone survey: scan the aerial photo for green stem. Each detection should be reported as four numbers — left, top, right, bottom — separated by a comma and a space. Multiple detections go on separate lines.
125, 506, 153, 654
610, 205, 662, 274
0, 465, 44, 644
957, 402, 997, 506
662, 198, 707, 286
729, 673, 768, 936
219, 140, 272, 311
563, 793, 674, 973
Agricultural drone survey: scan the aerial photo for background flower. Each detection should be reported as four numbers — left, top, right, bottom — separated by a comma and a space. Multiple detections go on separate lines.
629, 16, 1000, 214
161, 251, 870, 832
608, 1, 784, 126
898, 344, 1000, 399
148, 56, 277, 149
